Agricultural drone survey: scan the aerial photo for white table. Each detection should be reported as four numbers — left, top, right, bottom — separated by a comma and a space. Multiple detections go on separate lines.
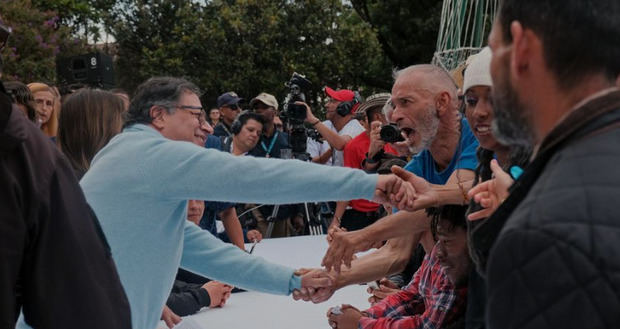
157, 235, 371, 329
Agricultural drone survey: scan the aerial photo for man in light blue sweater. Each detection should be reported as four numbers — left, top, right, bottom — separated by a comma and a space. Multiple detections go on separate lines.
80, 77, 415, 329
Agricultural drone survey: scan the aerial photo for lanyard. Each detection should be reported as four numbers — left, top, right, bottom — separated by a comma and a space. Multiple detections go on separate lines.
261, 131, 279, 158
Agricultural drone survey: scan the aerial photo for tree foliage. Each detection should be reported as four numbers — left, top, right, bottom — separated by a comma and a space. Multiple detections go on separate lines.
350, 0, 443, 68
107, 0, 394, 109
0, 0, 90, 83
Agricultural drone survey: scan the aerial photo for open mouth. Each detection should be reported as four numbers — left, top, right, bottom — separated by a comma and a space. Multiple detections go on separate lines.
401, 127, 415, 137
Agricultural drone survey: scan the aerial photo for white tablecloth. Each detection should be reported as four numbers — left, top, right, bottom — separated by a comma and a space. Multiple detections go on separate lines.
157, 235, 370, 329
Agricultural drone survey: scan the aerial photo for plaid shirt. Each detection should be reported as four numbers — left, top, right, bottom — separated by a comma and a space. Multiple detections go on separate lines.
358, 244, 467, 329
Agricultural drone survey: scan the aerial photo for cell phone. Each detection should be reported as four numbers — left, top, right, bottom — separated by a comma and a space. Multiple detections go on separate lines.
367, 280, 381, 290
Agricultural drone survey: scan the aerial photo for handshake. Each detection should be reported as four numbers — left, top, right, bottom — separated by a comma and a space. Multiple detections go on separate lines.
291, 268, 339, 304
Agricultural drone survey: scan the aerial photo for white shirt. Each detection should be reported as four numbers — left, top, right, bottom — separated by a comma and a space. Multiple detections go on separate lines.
324, 119, 364, 167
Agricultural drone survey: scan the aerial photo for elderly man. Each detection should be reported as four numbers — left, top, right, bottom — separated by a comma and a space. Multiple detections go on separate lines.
294, 65, 479, 305
320, 64, 479, 273
80, 77, 415, 329
468, 1, 620, 328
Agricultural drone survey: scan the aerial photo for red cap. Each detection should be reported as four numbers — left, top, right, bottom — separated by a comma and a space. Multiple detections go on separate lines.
325, 86, 354, 102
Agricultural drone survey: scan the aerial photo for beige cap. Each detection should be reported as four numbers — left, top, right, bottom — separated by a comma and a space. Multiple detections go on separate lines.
250, 92, 278, 111
355, 93, 390, 114
463, 47, 493, 92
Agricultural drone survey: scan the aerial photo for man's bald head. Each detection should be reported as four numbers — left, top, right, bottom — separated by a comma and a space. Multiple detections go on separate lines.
393, 64, 458, 103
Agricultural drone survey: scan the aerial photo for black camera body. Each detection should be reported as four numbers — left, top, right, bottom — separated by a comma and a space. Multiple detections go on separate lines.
380, 124, 405, 143
282, 72, 312, 124
280, 73, 315, 160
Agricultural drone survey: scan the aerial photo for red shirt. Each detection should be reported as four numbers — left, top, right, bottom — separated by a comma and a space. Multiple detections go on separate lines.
343, 132, 397, 212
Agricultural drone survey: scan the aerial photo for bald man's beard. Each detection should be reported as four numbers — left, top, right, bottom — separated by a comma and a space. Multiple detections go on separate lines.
408, 106, 440, 155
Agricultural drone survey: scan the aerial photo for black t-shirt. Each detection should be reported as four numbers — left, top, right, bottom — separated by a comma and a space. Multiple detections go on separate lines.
213, 121, 233, 138
248, 131, 290, 158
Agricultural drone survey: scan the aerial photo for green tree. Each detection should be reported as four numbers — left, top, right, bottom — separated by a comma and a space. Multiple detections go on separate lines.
107, 0, 393, 111
32, 0, 116, 42
0, 0, 89, 83
350, 0, 443, 67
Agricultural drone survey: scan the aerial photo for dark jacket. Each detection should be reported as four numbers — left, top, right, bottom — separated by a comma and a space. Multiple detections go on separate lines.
166, 280, 211, 316
0, 87, 131, 329
486, 89, 620, 329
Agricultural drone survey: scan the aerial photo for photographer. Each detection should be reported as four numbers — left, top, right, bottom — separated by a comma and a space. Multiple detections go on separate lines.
304, 87, 364, 167
330, 93, 401, 232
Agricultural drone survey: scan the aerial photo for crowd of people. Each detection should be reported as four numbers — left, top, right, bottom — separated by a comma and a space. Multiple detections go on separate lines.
2, 0, 620, 328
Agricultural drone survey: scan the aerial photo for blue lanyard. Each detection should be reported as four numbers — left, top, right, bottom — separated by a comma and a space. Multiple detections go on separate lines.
261, 131, 279, 157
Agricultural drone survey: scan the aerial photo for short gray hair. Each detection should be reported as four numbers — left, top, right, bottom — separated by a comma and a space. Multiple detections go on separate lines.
124, 77, 201, 128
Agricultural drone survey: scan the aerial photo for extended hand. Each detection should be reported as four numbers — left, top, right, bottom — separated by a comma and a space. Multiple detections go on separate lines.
373, 174, 416, 211
327, 304, 364, 329
391, 166, 437, 210
321, 229, 374, 273
292, 268, 338, 303
467, 159, 514, 221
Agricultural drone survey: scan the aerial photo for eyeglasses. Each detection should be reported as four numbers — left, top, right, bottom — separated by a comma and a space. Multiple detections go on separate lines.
225, 104, 240, 111
176, 105, 207, 124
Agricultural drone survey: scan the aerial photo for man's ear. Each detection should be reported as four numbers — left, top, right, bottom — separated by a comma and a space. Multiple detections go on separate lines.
510, 21, 536, 79
435, 91, 452, 117
149, 106, 166, 129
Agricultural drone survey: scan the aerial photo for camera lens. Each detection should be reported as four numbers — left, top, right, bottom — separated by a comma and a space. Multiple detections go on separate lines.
380, 124, 405, 143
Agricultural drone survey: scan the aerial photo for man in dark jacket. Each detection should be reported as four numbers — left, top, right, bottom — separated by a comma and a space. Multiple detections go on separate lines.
0, 81, 131, 328
483, 0, 620, 328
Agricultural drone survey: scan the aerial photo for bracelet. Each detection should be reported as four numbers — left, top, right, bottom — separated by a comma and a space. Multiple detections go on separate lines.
311, 119, 321, 126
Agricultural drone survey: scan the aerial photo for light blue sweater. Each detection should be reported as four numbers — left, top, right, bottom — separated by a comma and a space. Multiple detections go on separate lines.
80, 124, 378, 329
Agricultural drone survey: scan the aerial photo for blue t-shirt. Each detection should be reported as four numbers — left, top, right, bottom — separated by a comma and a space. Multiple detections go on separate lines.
403, 118, 479, 184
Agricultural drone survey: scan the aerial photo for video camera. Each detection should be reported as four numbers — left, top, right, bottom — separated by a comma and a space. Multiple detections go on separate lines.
280, 72, 318, 161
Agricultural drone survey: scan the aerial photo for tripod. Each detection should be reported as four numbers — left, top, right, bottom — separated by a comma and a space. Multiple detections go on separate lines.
264, 200, 331, 238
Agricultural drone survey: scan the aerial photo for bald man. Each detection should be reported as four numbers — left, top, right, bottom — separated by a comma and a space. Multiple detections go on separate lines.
295, 64, 479, 303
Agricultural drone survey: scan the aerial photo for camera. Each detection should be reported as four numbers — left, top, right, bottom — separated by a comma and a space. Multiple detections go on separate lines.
281, 72, 312, 124
280, 72, 316, 160
380, 124, 405, 143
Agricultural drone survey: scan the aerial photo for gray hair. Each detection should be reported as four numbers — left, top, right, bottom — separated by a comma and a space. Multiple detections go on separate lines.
393, 64, 457, 96
124, 77, 201, 128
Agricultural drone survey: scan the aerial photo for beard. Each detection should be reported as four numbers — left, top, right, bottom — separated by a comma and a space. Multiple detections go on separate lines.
491, 69, 536, 149
408, 105, 440, 154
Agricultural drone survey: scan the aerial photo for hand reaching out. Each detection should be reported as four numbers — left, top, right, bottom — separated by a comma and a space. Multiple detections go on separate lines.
292, 268, 338, 303
373, 174, 416, 211
467, 159, 514, 221
391, 166, 437, 210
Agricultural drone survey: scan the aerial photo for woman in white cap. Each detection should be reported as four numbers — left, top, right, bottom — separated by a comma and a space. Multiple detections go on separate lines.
461, 46, 533, 328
